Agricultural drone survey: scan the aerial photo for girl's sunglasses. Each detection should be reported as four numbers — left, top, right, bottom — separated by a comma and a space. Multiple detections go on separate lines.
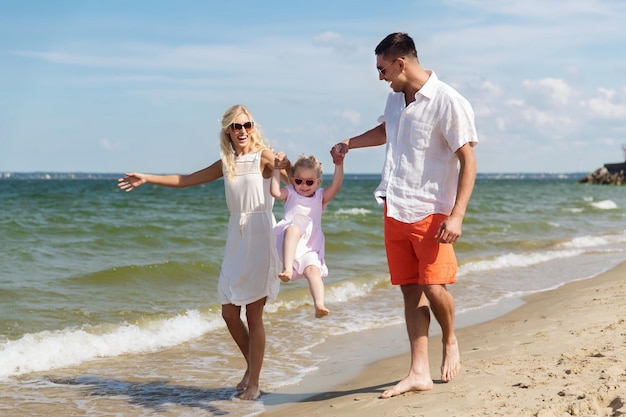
294, 178, 316, 186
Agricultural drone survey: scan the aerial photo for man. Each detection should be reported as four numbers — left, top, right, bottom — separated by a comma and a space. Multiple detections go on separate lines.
332, 32, 478, 398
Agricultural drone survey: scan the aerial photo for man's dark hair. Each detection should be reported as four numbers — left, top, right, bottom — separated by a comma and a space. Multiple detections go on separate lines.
375, 32, 418, 60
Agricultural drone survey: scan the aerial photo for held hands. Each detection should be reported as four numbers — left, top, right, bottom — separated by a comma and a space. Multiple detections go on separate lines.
274, 152, 290, 170
330, 142, 348, 165
117, 173, 147, 192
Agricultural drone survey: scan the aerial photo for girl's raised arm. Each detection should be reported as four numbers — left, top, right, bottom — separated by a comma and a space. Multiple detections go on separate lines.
322, 157, 344, 205
270, 167, 289, 201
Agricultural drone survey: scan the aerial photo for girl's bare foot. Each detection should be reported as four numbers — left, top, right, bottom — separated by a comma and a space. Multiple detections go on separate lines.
278, 271, 291, 282
315, 305, 329, 318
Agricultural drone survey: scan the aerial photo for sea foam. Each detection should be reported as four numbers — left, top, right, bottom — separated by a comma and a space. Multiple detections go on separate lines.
0, 310, 223, 379
333, 207, 372, 216
590, 199, 618, 210
459, 230, 626, 276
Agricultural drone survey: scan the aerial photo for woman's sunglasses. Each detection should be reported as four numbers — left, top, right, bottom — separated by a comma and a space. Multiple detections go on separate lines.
294, 178, 316, 186
230, 121, 254, 131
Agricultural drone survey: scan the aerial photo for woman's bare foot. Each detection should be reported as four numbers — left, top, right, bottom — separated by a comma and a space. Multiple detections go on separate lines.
315, 305, 329, 318
278, 271, 291, 282
380, 373, 433, 398
236, 369, 250, 391
236, 385, 261, 401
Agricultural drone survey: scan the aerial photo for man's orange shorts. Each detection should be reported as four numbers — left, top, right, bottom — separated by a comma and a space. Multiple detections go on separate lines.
384, 210, 457, 286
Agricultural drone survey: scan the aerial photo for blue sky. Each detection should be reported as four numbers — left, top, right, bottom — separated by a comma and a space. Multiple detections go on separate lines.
1, 0, 625, 174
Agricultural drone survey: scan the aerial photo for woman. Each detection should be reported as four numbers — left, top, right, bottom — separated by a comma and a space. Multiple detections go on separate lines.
118, 104, 285, 400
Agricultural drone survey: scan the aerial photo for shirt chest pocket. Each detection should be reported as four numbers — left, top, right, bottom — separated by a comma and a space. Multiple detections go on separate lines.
408, 121, 434, 150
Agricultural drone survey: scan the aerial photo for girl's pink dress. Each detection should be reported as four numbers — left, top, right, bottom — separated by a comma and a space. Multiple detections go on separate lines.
274, 185, 328, 280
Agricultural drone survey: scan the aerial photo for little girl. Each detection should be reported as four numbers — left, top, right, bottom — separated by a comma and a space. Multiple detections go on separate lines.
270, 151, 344, 318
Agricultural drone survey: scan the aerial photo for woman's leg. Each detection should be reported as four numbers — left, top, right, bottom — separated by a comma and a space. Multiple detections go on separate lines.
221, 303, 250, 391
238, 297, 267, 400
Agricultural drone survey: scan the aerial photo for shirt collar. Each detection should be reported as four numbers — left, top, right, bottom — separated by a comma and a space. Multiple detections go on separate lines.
414, 70, 438, 101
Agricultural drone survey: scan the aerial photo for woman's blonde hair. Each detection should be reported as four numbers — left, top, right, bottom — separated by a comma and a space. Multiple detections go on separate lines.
220, 104, 271, 180
292, 154, 323, 178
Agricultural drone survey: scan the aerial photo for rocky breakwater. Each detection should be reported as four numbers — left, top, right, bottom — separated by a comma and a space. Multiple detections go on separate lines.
579, 162, 626, 185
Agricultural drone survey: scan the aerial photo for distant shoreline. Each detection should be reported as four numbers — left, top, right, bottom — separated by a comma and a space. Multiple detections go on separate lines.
0, 172, 594, 180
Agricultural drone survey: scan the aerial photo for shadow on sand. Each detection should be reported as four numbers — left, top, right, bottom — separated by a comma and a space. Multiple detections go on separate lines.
45, 375, 443, 413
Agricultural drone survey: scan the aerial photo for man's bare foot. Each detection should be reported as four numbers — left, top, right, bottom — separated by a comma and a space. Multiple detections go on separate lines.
315, 305, 329, 318
278, 271, 291, 282
441, 336, 461, 382
380, 374, 433, 399
236, 385, 261, 401
236, 369, 250, 391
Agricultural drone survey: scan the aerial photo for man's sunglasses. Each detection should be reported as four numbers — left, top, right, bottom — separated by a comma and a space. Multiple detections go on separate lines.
231, 121, 254, 131
294, 178, 316, 186
377, 58, 398, 76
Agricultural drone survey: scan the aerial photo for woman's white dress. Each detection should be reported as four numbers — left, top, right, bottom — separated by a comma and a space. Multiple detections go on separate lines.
217, 151, 280, 306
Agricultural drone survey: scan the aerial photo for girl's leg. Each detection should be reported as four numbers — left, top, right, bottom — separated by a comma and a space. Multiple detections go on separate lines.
238, 297, 267, 401
303, 265, 329, 318
279, 225, 302, 282
221, 303, 250, 391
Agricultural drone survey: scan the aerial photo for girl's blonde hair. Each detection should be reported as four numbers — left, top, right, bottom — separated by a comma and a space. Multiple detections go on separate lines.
292, 154, 323, 178
219, 104, 271, 180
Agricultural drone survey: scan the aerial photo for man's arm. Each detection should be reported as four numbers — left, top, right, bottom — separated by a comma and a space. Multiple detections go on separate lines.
436, 142, 477, 243
344, 123, 387, 149
331, 123, 387, 162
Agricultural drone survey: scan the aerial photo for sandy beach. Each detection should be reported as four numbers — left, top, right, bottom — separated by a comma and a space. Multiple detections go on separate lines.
2, 261, 624, 416
263, 261, 626, 417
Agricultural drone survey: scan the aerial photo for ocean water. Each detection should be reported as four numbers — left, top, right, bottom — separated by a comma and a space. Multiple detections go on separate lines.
1, 173, 625, 416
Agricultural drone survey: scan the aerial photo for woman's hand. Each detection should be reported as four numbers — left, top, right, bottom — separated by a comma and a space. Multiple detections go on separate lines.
117, 173, 147, 192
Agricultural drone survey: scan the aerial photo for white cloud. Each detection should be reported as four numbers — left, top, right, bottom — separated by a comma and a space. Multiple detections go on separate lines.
522, 78, 572, 106
505, 99, 525, 107
311, 31, 357, 54
583, 88, 626, 118
448, 0, 622, 20
480, 81, 503, 96
12, 44, 240, 71
312, 31, 344, 45
521, 107, 573, 128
